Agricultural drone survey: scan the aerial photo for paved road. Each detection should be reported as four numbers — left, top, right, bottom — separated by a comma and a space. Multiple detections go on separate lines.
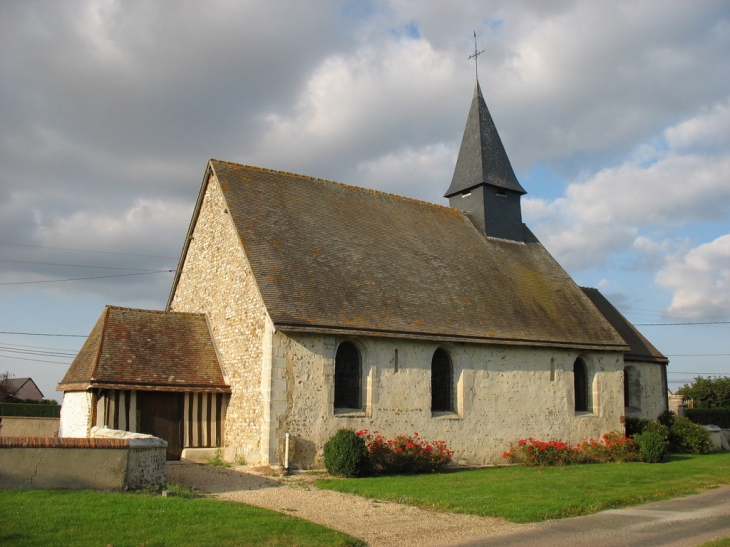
452, 486, 730, 547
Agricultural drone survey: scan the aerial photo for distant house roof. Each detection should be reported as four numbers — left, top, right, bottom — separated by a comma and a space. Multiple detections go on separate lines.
581, 287, 668, 364
6, 377, 44, 400
58, 306, 229, 393
168, 160, 628, 352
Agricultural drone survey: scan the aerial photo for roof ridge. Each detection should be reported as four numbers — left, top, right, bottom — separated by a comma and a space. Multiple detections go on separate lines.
106, 304, 206, 317
208, 159, 456, 213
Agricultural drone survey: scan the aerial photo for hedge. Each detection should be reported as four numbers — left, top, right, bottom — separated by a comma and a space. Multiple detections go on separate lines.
0, 403, 61, 418
686, 407, 730, 429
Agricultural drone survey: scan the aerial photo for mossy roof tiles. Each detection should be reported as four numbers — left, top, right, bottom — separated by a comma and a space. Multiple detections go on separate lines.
168, 160, 628, 351
58, 306, 229, 392
581, 287, 668, 364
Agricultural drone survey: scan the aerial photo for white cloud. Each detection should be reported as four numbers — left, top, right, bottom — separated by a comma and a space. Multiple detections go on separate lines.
250, 37, 462, 181
664, 99, 730, 152
353, 143, 456, 200
656, 234, 730, 319
526, 98, 730, 271
35, 199, 190, 256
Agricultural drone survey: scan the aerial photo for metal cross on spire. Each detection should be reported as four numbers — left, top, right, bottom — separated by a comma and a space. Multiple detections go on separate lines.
468, 31, 484, 80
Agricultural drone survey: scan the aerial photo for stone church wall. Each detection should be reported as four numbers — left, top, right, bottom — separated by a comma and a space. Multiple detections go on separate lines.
624, 360, 667, 421
271, 333, 626, 467
169, 174, 269, 464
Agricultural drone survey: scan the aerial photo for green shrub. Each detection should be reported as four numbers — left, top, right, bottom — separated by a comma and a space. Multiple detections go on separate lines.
323, 429, 371, 477
670, 416, 713, 454
657, 410, 676, 429
635, 430, 666, 463
207, 447, 231, 468
0, 403, 61, 417
686, 407, 730, 429
637, 419, 671, 446
676, 376, 730, 408
625, 418, 649, 437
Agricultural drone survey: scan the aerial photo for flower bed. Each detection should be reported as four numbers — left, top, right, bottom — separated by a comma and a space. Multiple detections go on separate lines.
356, 430, 453, 474
503, 432, 642, 466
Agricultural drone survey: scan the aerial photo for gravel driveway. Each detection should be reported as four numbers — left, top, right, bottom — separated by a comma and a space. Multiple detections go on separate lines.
166, 462, 524, 547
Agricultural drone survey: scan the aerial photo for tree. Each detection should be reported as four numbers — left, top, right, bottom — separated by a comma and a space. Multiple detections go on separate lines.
676, 376, 730, 408
0, 371, 12, 402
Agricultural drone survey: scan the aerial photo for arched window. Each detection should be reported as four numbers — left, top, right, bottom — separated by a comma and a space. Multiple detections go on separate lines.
334, 341, 361, 410
624, 366, 641, 412
574, 358, 588, 412
431, 348, 453, 412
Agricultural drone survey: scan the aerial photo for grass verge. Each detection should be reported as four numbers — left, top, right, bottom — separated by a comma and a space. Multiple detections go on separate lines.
316, 452, 730, 523
0, 489, 364, 547
700, 540, 730, 547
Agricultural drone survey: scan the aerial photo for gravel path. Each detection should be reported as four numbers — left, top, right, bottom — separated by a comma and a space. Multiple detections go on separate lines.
166, 462, 525, 547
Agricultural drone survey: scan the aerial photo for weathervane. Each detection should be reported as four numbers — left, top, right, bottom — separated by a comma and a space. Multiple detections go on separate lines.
468, 30, 484, 80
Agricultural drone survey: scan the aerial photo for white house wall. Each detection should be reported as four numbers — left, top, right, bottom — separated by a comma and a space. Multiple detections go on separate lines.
58, 391, 93, 437
269, 332, 626, 467
169, 172, 269, 464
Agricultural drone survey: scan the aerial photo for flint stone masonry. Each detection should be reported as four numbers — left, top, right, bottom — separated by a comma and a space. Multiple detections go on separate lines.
170, 173, 267, 464
625, 360, 668, 420
270, 332, 627, 467
165, 169, 668, 468
0, 428, 166, 490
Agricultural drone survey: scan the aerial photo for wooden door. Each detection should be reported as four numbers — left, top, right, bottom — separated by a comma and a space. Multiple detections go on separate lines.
137, 392, 183, 460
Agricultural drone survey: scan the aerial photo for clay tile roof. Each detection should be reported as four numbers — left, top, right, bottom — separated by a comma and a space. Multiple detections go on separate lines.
58, 306, 229, 393
581, 287, 668, 364
169, 160, 628, 351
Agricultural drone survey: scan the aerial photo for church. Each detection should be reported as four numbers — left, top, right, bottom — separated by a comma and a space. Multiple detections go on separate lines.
58, 80, 669, 466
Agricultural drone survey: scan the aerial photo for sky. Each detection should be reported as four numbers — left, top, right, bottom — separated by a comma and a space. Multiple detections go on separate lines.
1, 0, 728, 402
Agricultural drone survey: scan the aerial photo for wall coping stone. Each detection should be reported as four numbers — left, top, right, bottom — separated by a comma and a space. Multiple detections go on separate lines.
91, 426, 168, 448
0, 437, 128, 448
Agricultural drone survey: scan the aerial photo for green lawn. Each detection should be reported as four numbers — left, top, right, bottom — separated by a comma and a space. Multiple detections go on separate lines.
317, 452, 730, 523
0, 489, 364, 547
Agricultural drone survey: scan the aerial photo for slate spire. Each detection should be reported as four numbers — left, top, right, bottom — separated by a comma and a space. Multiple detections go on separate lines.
446, 80, 526, 242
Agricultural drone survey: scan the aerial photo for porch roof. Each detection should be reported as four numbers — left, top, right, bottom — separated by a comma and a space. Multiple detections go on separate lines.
58, 306, 230, 393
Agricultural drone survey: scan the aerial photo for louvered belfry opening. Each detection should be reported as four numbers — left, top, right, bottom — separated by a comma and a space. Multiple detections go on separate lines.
445, 81, 526, 242
334, 341, 362, 410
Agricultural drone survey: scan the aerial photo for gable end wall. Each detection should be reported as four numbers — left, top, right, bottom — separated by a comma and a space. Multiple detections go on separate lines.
169, 174, 269, 463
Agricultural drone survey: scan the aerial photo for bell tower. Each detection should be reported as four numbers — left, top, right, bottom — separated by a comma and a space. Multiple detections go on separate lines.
444, 80, 526, 242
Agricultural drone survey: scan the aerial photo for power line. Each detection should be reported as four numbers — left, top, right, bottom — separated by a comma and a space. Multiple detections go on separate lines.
0, 347, 77, 358
0, 331, 86, 337
0, 269, 174, 285
668, 371, 729, 375
634, 321, 730, 326
665, 353, 730, 357
0, 342, 80, 352
0, 258, 163, 272
0, 241, 177, 259
0, 354, 70, 365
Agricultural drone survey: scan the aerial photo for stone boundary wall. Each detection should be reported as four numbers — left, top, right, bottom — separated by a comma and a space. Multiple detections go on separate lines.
0, 430, 166, 490
0, 416, 60, 437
